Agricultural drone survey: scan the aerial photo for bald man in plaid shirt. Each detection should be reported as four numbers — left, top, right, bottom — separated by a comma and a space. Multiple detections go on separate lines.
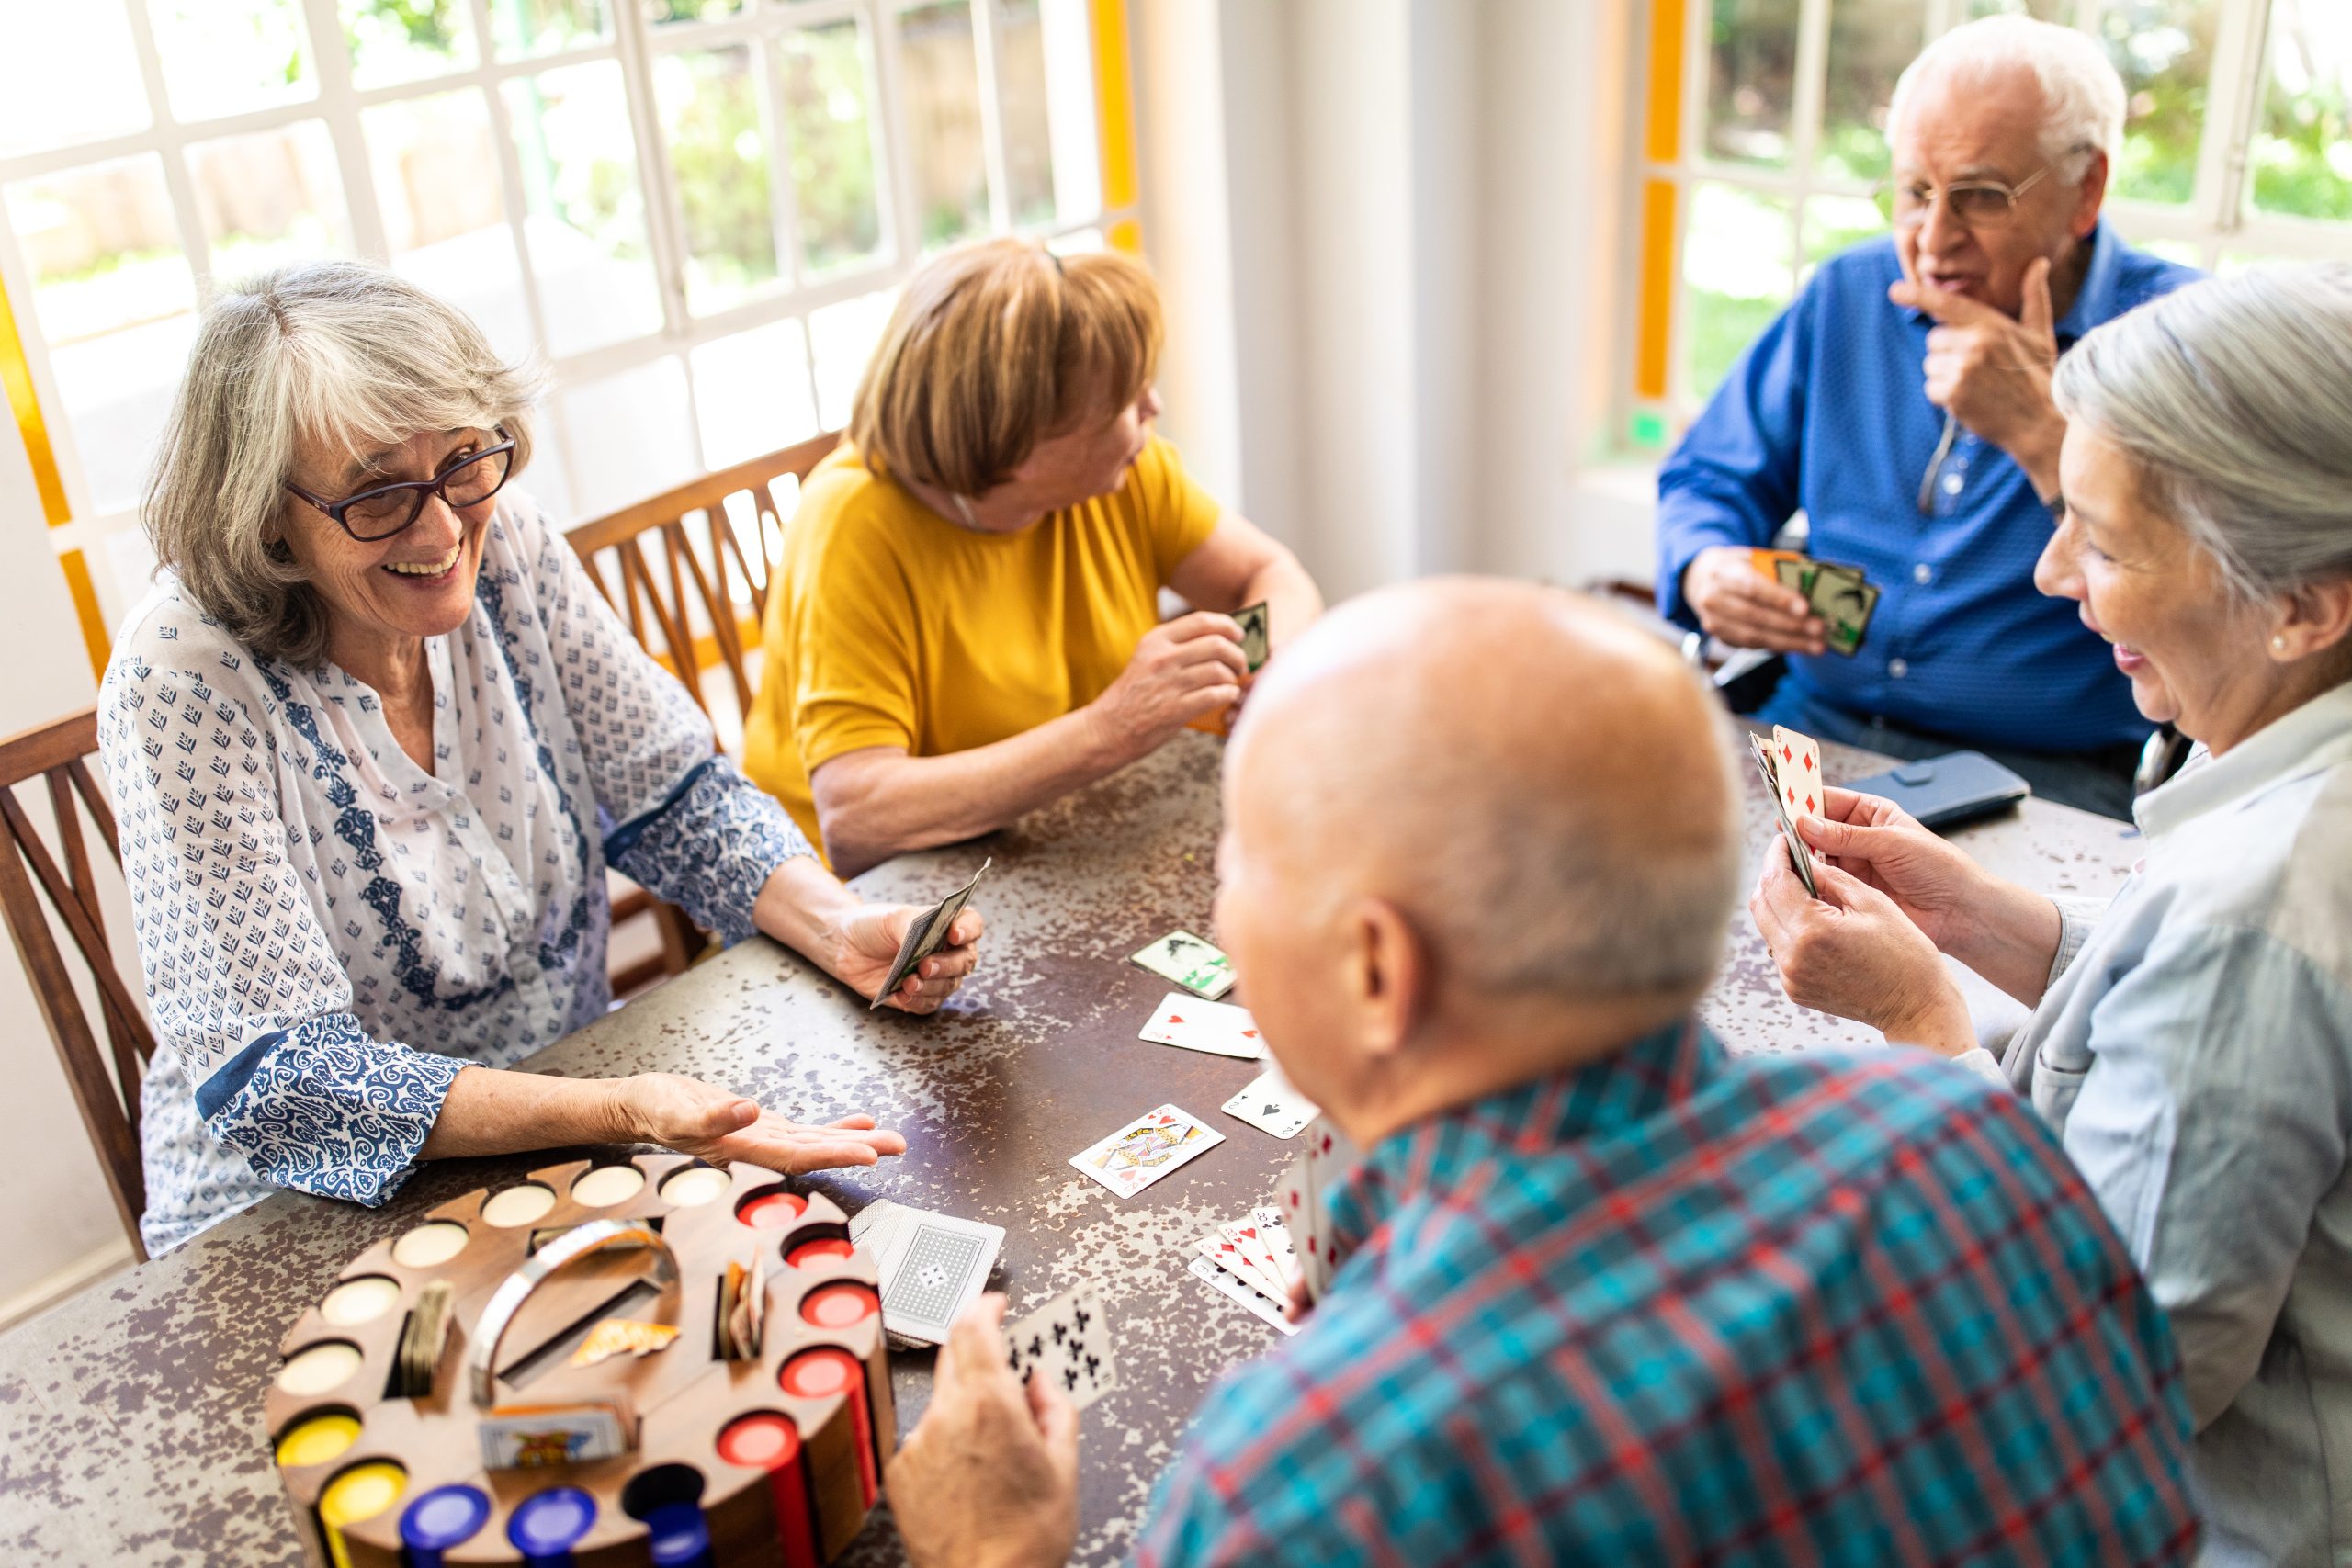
887, 581, 2200, 1566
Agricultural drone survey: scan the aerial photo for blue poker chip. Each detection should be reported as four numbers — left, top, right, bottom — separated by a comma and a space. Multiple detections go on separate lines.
507, 1485, 597, 1558
400, 1483, 490, 1556
645, 1499, 713, 1565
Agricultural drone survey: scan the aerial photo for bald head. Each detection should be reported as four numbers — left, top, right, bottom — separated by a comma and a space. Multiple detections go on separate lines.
1226, 579, 1742, 1006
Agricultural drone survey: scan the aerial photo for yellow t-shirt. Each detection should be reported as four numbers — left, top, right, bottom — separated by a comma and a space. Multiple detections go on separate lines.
741, 434, 1222, 861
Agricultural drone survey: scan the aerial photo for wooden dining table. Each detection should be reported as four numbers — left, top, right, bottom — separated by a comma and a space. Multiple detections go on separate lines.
0, 727, 2143, 1566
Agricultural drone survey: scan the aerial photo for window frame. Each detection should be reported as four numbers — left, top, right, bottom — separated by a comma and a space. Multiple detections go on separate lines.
0, 0, 1139, 674
1628, 0, 2352, 447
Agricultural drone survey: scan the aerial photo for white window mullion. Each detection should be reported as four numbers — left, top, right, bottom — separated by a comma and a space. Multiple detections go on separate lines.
871, 0, 923, 268
117, 0, 217, 293
611, 0, 692, 336
972, 0, 1013, 233
2199, 0, 2276, 238
756, 28, 808, 292
296, 0, 391, 260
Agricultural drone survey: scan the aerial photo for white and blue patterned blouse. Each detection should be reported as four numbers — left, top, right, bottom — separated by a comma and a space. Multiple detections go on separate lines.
98, 493, 813, 1255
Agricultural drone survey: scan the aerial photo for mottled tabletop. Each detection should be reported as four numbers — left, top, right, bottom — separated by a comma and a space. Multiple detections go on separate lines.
0, 728, 2142, 1566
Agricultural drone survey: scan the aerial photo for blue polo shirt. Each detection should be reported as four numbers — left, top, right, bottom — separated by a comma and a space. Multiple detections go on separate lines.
1655, 220, 2199, 753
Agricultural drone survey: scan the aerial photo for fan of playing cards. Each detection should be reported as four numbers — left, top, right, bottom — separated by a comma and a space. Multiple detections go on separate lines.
1750, 724, 1824, 897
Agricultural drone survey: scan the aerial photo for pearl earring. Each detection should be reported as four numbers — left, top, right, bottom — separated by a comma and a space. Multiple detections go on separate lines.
2274, 634, 2289, 652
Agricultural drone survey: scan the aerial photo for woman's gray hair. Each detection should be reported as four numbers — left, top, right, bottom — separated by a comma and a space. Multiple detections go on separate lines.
2052, 263, 2352, 605
142, 261, 545, 665
1890, 16, 2126, 172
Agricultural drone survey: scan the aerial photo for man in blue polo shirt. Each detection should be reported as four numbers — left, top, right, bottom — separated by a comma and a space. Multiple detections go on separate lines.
1657, 17, 2199, 818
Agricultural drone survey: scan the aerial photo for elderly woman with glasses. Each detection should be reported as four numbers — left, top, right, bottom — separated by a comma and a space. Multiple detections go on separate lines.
1749, 263, 2352, 1564
101, 262, 983, 1256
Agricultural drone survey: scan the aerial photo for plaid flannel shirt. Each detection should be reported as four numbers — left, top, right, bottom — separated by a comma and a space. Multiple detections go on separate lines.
1134, 1019, 2200, 1566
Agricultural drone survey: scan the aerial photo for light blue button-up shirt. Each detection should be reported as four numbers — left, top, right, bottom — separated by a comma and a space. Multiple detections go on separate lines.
1987, 681, 2352, 1565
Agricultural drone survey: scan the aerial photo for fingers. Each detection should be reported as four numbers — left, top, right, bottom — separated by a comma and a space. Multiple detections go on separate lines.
1699, 572, 1826, 652
2020, 254, 2055, 341
1888, 278, 1996, 324
1159, 609, 1245, 646
1026, 1369, 1080, 1480
941, 1293, 1012, 1393
827, 1113, 878, 1130
942, 908, 986, 947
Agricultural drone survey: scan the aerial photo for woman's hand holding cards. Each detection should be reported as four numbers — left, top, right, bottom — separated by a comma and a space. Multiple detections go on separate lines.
1748, 838, 1977, 1058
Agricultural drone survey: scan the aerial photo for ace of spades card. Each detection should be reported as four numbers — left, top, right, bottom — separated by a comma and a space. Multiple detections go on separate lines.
1003, 1281, 1117, 1412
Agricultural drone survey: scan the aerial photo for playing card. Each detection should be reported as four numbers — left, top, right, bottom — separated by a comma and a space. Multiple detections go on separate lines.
1003, 1282, 1116, 1412
1771, 725, 1824, 823
1806, 561, 1877, 655
1069, 1104, 1225, 1200
1749, 733, 1818, 898
870, 858, 990, 1010
1188, 1256, 1298, 1337
1195, 1233, 1283, 1302
1220, 1066, 1317, 1138
875, 1209, 1005, 1345
1774, 557, 1814, 595
1129, 931, 1238, 999
1139, 994, 1263, 1058
1235, 602, 1272, 671
1283, 1116, 1359, 1302
571, 1317, 679, 1369
1219, 1217, 1288, 1300
479, 1400, 633, 1470
1252, 1202, 1302, 1293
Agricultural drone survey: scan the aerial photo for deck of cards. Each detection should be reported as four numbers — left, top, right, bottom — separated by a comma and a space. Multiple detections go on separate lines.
390, 1279, 453, 1397
1751, 549, 1879, 655
717, 1249, 768, 1360
1069, 1104, 1224, 1199
1131, 931, 1237, 999
1190, 1202, 1300, 1337
479, 1396, 635, 1470
871, 857, 989, 1009
849, 1200, 1005, 1347
1003, 1281, 1117, 1411
1139, 993, 1262, 1058
1749, 724, 1822, 898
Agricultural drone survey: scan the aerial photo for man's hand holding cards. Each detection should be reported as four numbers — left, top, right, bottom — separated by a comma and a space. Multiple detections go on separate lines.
865, 858, 989, 1011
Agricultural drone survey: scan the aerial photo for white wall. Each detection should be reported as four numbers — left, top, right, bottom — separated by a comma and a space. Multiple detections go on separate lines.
1136, 0, 1657, 600
0, 421, 136, 1323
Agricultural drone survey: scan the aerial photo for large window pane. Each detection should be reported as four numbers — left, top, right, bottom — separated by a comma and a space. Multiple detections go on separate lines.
491, 0, 608, 60
1705, 0, 1801, 168
780, 22, 884, 276
691, 320, 818, 469
0, 3, 148, 157
559, 356, 699, 515
4, 155, 198, 513
997, 0, 1101, 227
1685, 184, 1794, 399
364, 91, 533, 360
2098, 0, 2217, 207
146, 0, 315, 122
504, 62, 663, 355
1821, 0, 1924, 183
1803, 191, 1884, 265
340, 0, 478, 90
657, 46, 780, 315
808, 288, 895, 429
191, 122, 354, 281
1967, 0, 2068, 16
2249, 0, 2352, 221
649, 0, 744, 20
5, 156, 194, 346
898, 1, 991, 247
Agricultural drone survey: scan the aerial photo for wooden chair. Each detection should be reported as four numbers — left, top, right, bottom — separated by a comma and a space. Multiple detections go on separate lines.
0, 710, 158, 1261
566, 431, 843, 995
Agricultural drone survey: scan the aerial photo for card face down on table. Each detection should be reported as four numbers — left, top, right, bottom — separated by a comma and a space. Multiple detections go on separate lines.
851, 1201, 1005, 1345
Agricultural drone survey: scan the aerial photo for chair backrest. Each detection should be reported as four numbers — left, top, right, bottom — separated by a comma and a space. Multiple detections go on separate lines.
564, 431, 842, 743
0, 709, 157, 1261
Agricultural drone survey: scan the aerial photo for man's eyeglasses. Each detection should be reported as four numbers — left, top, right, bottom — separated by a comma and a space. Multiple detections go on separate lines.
284, 434, 517, 543
1876, 152, 2085, 231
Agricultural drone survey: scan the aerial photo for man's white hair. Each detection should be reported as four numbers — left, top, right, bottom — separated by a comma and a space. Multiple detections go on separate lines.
1889, 16, 2126, 171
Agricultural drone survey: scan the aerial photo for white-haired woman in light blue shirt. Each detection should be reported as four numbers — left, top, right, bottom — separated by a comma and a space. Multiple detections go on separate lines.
1749, 262, 2352, 1566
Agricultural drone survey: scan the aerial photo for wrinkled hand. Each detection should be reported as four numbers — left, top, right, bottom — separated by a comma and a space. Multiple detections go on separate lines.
623, 1074, 907, 1171
888, 1294, 1079, 1568
1889, 256, 2064, 492
1792, 788, 1987, 953
831, 904, 984, 1013
1087, 612, 1248, 761
1748, 837, 1975, 1055
1682, 546, 1826, 654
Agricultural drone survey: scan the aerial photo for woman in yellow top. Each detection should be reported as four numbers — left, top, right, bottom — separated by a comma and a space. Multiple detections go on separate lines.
742, 238, 1322, 874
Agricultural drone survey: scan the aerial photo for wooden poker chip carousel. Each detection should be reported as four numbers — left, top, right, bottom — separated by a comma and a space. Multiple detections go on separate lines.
266, 1153, 895, 1567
